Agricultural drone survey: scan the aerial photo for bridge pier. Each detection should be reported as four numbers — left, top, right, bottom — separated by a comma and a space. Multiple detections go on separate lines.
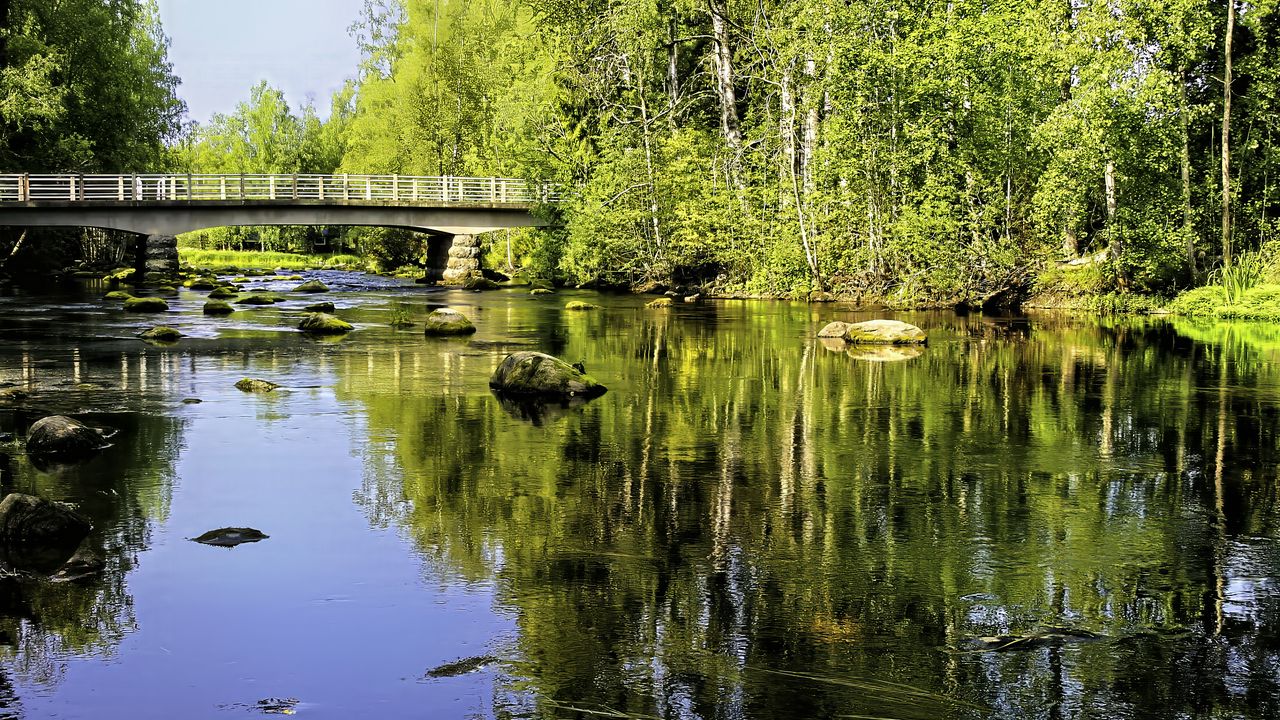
134, 233, 178, 279
441, 234, 481, 285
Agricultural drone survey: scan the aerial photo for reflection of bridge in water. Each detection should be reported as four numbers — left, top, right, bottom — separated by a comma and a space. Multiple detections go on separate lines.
0, 173, 561, 282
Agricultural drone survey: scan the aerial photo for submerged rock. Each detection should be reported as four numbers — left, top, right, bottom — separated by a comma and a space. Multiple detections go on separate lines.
50, 545, 105, 583
292, 279, 329, 293
104, 290, 134, 301
234, 378, 279, 393
190, 527, 269, 547
846, 346, 925, 363
25, 416, 108, 459
564, 301, 600, 311
966, 627, 1103, 652
646, 297, 674, 308
817, 321, 850, 338
843, 320, 927, 345
203, 300, 234, 316
0, 493, 91, 547
302, 301, 335, 313
530, 288, 554, 296
122, 296, 169, 313
422, 308, 476, 336
463, 276, 501, 291
297, 312, 353, 335
489, 351, 607, 399
207, 286, 238, 299
138, 326, 182, 342
424, 655, 499, 678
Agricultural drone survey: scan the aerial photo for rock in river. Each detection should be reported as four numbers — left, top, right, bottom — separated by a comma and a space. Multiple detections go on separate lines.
464, 276, 501, 291
122, 296, 168, 313
236, 294, 279, 306
235, 378, 279, 393
104, 290, 134, 301
203, 300, 234, 316
138, 326, 182, 342
489, 351, 607, 399
817, 321, 850, 338
303, 301, 335, 313
564, 301, 600, 311
190, 527, 269, 547
843, 319, 927, 345
25, 415, 108, 459
0, 493, 91, 547
207, 286, 238, 299
292, 279, 329, 293
646, 297, 674, 308
530, 288, 553, 296
297, 312, 353, 335
423, 308, 476, 336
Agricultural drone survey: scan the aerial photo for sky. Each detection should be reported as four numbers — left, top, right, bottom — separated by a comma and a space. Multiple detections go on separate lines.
155, 0, 366, 125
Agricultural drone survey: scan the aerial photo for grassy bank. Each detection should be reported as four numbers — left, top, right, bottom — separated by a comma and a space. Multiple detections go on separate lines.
180, 249, 363, 271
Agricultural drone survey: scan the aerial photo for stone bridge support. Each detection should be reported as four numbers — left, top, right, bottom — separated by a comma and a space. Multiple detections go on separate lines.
134, 233, 178, 279
441, 234, 481, 285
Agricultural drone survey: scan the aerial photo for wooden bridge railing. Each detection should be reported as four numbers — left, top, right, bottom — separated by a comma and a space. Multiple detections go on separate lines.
0, 173, 561, 204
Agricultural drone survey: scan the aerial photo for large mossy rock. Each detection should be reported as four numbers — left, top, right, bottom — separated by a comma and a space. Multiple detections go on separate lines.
207, 286, 238, 299
817, 321, 850, 338
236, 294, 279, 305
187, 277, 219, 290
297, 312, 353, 335
303, 301, 335, 313
104, 290, 134, 301
843, 320, 927, 345
565, 301, 601, 311
489, 351, 607, 399
25, 416, 108, 459
139, 326, 182, 342
203, 300, 234, 316
530, 288, 554, 296
122, 296, 169, 313
292, 280, 329, 293
646, 297, 674, 308
463, 276, 501, 291
0, 493, 91, 547
235, 378, 279, 393
423, 308, 476, 336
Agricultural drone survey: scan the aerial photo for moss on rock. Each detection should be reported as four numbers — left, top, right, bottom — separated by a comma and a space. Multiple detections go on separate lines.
489, 351, 607, 399
203, 300, 234, 316
292, 279, 329, 293
297, 312, 353, 335
104, 290, 134, 301
139, 326, 182, 342
234, 378, 279, 392
565, 301, 601, 311
423, 308, 477, 336
843, 320, 927, 345
303, 301, 335, 313
122, 296, 169, 313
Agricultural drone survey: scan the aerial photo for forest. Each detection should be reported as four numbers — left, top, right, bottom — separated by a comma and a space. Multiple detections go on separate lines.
5, 0, 1280, 308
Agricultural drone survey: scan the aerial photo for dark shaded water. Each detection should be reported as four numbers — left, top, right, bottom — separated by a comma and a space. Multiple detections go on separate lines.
1, 274, 1279, 719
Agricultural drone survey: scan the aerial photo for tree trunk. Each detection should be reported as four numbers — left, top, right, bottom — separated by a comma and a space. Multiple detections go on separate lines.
780, 65, 796, 198
666, 18, 679, 128
801, 57, 819, 194
1222, 0, 1235, 267
1181, 72, 1196, 275
1106, 158, 1123, 286
708, 0, 741, 150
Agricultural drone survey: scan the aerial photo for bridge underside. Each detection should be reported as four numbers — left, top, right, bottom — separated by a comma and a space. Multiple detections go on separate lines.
0, 199, 547, 236
0, 200, 547, 283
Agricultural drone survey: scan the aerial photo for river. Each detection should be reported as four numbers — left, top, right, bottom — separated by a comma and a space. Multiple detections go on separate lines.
0, 273, 1278, 719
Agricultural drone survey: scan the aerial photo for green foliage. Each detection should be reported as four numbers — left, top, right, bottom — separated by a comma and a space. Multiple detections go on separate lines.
1168, 285, 1227, 316
179, 249, 355, 270
1210, 250, 1269, 305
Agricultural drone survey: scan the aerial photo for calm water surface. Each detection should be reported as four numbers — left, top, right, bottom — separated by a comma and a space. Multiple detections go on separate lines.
0, 274, 1279, 719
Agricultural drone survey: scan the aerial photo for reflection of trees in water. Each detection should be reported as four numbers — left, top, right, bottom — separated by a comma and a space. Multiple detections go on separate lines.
342, 306, 1280, 719
0, 408, 181, 695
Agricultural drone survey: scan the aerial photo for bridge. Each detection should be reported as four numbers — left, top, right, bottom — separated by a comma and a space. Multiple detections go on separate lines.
0, 173, 559, 282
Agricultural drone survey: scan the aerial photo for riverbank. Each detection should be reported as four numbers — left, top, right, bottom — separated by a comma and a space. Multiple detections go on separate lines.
179, 249, 362, 271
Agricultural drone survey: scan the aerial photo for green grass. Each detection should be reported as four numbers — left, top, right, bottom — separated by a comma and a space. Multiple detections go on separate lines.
180, 249, 363, 270
1168, 282, 1280, 321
